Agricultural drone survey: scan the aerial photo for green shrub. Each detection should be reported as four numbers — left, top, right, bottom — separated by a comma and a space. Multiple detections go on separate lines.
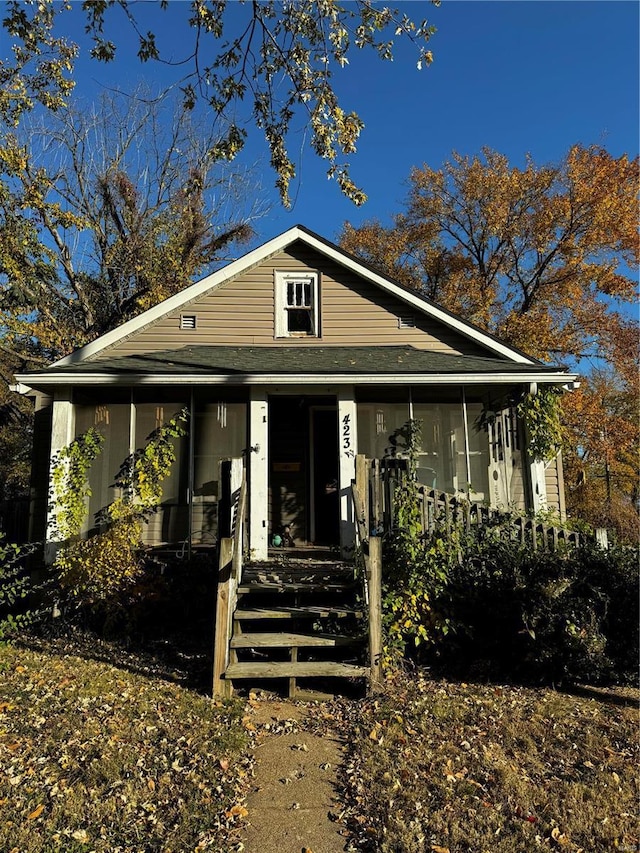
436, 533, 639, 685
382, 420, 640, 682
0, 535, 36, 641
380, 451, 639, 684
55, 517, 143, 602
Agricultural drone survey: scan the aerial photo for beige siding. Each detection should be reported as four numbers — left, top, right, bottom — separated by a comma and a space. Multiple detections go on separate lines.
545, 454, 566, 520
509, 458, 527, 513
94, 243, 495, 361
140, 506, 189, 547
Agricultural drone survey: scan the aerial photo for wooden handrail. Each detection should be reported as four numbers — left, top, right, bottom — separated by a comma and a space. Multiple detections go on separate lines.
212, 458, 247, 699
352, 458, 382, 688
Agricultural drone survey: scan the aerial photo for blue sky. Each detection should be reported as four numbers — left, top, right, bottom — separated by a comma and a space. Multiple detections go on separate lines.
21, 1, 640, 245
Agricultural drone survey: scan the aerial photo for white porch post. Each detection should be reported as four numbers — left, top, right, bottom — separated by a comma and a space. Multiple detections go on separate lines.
526, 384, 548, 514
45, 387, 75, 564
249, 386, 269, 560
337, 386, 357, 558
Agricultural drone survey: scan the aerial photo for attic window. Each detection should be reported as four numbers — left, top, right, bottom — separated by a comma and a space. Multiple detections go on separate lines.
181, 314, 197, 330
398, 316, 416, 329
275, 271, 319, 338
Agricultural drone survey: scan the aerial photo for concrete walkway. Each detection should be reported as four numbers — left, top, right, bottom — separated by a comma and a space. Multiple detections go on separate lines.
242, 698, 347, 853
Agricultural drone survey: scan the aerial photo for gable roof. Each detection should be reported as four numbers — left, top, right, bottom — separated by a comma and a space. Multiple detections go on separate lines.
51, 225, 542, 368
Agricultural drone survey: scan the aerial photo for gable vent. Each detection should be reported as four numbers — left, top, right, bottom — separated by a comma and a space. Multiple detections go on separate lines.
398, 316, 416, 329
180, 314, 197, 330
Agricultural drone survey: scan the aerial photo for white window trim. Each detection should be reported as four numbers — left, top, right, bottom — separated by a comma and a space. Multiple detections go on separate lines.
274, 270, 319, 338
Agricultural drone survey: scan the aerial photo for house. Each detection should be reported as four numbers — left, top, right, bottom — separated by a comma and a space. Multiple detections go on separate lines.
16, 225, 577, 562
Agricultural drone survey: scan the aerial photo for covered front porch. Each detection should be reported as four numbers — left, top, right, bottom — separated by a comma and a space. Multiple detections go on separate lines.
42, 379, 555, 562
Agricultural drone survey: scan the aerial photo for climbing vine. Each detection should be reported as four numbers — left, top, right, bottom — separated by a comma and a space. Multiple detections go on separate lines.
54, 408, 189, 602
50, 428, 105, 541
110, 407, 189, 521
517, 386, 564, 462
381, 419, 455, 664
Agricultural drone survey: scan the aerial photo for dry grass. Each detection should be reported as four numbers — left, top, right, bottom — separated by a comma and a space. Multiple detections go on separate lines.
0, 643, 251, 852
340, 671, 640, 853
2, 638, 638, 853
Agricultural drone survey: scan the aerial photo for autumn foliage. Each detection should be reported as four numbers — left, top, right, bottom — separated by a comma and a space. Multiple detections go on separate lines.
341, 145, 639, 539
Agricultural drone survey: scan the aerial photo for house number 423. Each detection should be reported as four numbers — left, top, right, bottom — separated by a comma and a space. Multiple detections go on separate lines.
342, 413, 352, 450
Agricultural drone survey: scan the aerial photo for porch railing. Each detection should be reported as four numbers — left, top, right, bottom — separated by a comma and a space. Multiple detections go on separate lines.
212, 457, 247, 699
358, 454, 595, 552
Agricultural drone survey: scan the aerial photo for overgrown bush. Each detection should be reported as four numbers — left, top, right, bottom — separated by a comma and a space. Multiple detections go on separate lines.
385, 511, 639, 684
380, 423, 638, 684
55, 517, 143, 602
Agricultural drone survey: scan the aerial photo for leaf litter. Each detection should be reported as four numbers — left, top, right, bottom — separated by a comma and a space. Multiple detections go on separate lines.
0, 642, 253, 852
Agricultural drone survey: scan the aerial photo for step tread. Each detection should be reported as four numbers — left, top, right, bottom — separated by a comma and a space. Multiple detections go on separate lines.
225, 661, 369, 679
237, 581, 355, 594
234, 605, 364, 620
231, 631, 364, 648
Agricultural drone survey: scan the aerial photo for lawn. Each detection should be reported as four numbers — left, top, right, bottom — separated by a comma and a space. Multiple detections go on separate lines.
338, 671, 639, 853
0, 642, 251, 853
1, 640, 638, 853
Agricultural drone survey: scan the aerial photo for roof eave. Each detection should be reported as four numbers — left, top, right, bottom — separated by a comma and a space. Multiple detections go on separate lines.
15, 370, 578, 391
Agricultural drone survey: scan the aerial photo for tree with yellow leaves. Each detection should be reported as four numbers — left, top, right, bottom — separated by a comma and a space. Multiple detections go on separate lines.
1, 0, 439, 207
340, 146, 639, 539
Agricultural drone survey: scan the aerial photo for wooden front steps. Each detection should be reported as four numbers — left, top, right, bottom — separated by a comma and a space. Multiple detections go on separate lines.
231, 631, 359, 648
225, 661, 369, 679
234, 605, 363, 620
223, 558, 368, 698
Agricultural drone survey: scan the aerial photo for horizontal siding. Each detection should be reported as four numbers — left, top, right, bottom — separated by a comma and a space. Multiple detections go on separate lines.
545, 456, 565, 519
140, 505, 189, 546
95, 243, 496, 360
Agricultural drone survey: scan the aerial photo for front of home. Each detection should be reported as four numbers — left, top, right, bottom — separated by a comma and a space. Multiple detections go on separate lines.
16, 225, 576, 561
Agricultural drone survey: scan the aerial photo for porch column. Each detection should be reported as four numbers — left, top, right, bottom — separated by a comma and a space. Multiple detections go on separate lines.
526, 384, 548, 514
530, 459, 548, 514
45, 387, 75, 564
337, 386, 357, 558
249, 386, 269, 560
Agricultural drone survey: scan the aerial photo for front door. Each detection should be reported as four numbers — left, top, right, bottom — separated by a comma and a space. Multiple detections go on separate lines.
268, 396, 339, 546
310, 406, 339, 545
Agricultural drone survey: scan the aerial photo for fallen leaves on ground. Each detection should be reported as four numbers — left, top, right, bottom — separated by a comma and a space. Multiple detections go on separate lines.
331, 672, 639, 853
0, 642, 252, 852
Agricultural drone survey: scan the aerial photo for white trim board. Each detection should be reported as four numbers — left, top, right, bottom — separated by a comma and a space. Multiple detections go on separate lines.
16, 370, 577, 388
51, 225, 540, 368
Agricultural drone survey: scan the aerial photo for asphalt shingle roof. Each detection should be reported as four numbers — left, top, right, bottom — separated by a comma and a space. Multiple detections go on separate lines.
48, 346, 562, 376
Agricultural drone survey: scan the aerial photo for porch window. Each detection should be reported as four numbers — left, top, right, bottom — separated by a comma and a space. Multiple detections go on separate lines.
135, 403, 189, 544
73, 394, 190, 542
275, 271, 319, 337
357, 403, 411, 460
74, 400, 131, 535
413, 403, 466, 494
464, 403, 490, 501
191, 401, 246, 546
357, 394, 491, 502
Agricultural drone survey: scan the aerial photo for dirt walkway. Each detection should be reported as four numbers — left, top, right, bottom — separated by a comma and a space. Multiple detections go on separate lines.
242, 697, 348, 853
